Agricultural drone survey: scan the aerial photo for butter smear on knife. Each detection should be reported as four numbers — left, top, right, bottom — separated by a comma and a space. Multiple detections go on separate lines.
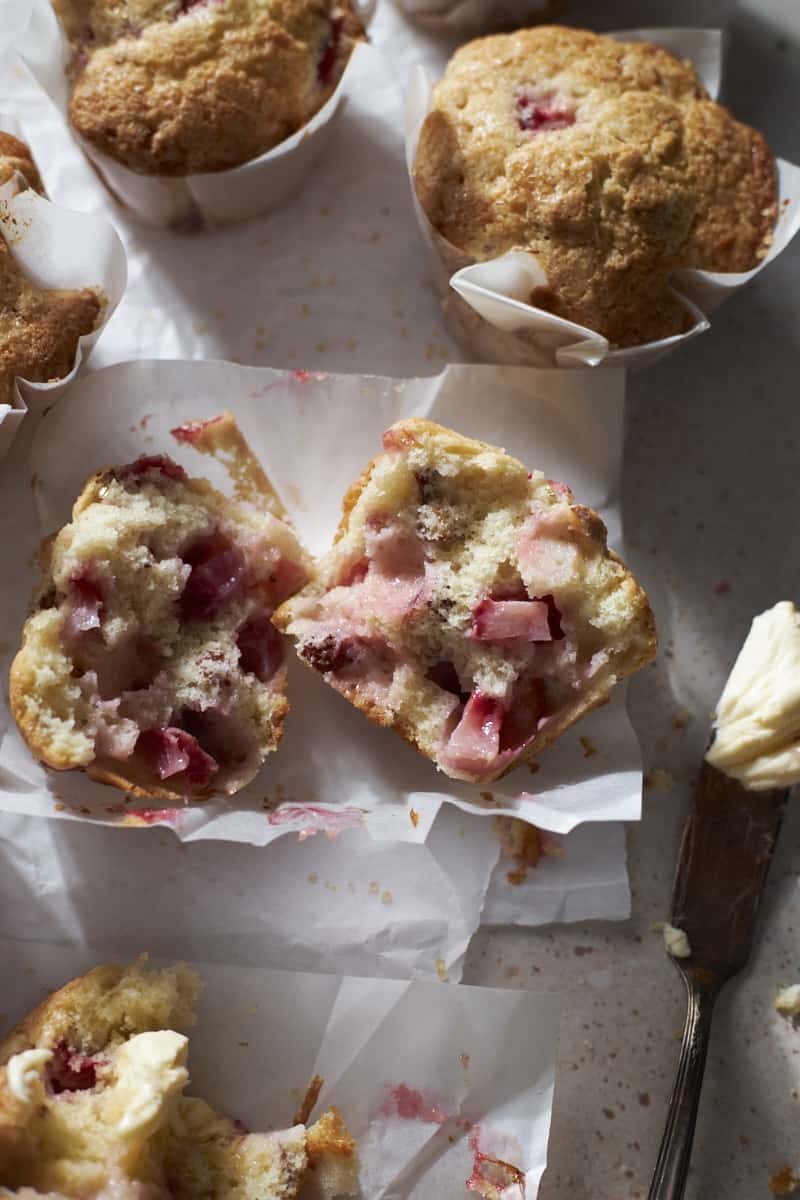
706, 601, 800, 791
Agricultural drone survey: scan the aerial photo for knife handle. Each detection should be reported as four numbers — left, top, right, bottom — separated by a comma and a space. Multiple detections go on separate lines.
647, 971, 720, 1200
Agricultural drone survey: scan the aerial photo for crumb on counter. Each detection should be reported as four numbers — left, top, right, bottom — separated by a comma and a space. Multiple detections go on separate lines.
769, 1166, 800, 1195
645, 767, 675, 792
775, 985, 800, 1022
663, 923, 691, 959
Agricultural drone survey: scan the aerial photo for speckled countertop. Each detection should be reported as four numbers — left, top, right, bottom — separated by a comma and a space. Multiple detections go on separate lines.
463, 3, 800, 1196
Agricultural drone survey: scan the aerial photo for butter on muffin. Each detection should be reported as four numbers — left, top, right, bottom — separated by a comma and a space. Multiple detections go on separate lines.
414, 26, 778, 348
274, 419, 656, 785
0, 958, 358, 1198
0, 135, 102, 406
10, 452, 311, 801
54, 0, 366, 176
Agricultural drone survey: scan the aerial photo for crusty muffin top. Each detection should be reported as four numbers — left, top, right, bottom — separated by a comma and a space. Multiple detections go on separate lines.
414, 26, 777, 347
55, 0, 365, 175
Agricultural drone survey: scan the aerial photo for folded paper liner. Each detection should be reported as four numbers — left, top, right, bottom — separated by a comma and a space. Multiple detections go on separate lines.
391, 0, 551, 35
10, 0, 374, 230
0, 939, 560, 1199
0, 359, 644, 847
405, 28, 800, 368
0, 111, 125, 459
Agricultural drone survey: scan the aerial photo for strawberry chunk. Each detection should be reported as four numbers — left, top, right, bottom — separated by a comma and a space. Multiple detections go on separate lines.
137, 726, 218, 785
471, 598, 552, 642
317, 16, 343, 86
515, 87, 575, 133
179, 531, 247, 622
441, 691, 504, 776
116, 455, 186, 489
48, 1041, 107, 1094
236, 612, 283, 684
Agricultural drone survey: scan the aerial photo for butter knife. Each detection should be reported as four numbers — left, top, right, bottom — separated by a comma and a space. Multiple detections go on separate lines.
647, 761, 788, 1200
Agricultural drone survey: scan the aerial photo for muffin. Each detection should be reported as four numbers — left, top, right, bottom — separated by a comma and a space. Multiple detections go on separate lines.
414, 26, 778, 348
10, 452, 311, 801
54, 0, 367, 176
0, 958, 358, 1198
0, 135, 102, 407
274, 419, 656, 785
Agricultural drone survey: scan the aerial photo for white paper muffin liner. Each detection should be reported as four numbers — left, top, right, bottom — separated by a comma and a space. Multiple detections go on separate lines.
391, 0, 552, 36
9, 0, 375, 230
0, 111, 126, 461
406, 28, 800, 369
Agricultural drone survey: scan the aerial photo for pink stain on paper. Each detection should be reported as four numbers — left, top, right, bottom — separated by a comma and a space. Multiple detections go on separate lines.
267, 804, 363, 841
124, 807, 183, 827
292, 369, 328, 384
379, 1084, 449, 1125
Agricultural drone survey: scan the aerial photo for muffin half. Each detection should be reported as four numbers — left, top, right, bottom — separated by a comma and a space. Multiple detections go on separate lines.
11, 453, 310, 801
274, 419, 656, 784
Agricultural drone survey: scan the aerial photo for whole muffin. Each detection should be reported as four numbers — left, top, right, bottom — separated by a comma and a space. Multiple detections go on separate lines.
414, 26, 778, 348
54, 0, 366, 176
0, 136, 102, 405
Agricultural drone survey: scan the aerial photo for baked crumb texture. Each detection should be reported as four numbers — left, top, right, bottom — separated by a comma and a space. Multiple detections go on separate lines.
0, 958, 358, 1199
10, 454, 311, 801
0, 133, 101, 407
414, 25, 778, 347
274, 418, 656, 785
55, 0, 366, 175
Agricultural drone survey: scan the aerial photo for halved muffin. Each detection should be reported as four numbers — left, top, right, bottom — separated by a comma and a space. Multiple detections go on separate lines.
10, 453, 310, 801
274, 419, 656, 784
0, 958, 358, 1198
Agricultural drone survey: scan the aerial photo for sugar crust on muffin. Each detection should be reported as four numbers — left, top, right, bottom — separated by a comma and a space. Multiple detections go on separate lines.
0, 133, 102, 407
274, 418, 656, 785
414, 26, 778, 347
0, 958, 358, 1198
10, 453, 311, 801
55, 0, 366, 175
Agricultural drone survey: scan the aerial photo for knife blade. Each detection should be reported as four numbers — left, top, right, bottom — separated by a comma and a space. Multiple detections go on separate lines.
647, 761, 788, 1200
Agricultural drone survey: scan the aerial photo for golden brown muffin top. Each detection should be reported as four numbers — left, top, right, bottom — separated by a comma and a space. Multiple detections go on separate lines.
55, 0, 366, 175
414, 26, 777, 347
0, 132, 102, 406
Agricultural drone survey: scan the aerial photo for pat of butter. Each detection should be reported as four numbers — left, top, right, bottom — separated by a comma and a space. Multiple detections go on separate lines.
6, 1047, 52, 1105
663, 923, 691, 959
706, 601, 800, 791
112, 1030, 189, 1138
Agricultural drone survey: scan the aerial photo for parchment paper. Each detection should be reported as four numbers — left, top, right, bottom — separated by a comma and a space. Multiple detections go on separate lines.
0, 939, 560, 1199
0, 359, 644, 843
482, 820, 630, 927
404, 29, 800, 368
